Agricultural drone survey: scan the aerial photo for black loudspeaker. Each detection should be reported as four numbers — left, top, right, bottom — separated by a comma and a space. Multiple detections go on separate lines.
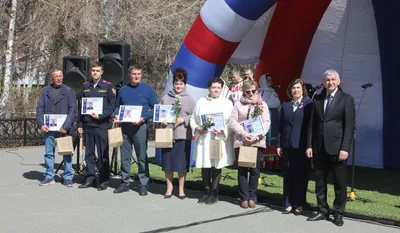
63, 56, 90, 97
305, 83, 315, 98
98, 42, 131, 86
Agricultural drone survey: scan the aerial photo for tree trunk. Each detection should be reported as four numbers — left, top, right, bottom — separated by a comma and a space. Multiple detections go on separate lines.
23, 59, 37, 103
90, 0, 102, 61
0, 0, 17, 118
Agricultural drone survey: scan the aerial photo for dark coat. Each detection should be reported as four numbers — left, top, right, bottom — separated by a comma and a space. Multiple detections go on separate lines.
277, 96, 312, 149
78, 78, 115, 128
36, 84, 77, 132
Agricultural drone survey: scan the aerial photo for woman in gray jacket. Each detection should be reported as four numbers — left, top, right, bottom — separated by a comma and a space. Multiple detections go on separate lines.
159, 68, 195, 199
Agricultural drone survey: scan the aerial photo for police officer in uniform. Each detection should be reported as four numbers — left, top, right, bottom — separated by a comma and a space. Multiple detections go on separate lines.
78, 61, 115, 191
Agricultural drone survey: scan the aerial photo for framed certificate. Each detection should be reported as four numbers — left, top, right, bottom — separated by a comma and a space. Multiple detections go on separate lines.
81, 97, 103, 115
200, 112, 225, 131
117, 105, 143, 122
44, 114, 67, 131
153, 104, 176, 123
240, 116, 266, 136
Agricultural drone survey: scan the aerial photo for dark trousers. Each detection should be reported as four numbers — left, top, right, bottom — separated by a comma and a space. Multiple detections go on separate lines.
84, 126, 110, 183
282, 147, 310, 208
314, 144, 347, 216
235, 148, 263, 201
120, 123, 149, 186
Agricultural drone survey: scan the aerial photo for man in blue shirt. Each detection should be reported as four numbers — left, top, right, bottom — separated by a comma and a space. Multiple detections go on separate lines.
114, 64, 158, 195
36, 68, 76, 187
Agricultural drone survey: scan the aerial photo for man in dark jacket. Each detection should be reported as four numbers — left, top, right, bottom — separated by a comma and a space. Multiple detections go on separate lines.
306, 69, 355, 226
77, 62, 115, 191
36, 68, 77, 187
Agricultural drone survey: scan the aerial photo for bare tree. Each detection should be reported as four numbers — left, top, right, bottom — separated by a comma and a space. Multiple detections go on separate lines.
0, 0, 17, 117
0, 0, 208, 117
100, 0, 204, 93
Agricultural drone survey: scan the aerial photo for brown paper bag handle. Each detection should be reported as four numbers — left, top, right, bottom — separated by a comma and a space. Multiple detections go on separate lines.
55, 134, 67, 144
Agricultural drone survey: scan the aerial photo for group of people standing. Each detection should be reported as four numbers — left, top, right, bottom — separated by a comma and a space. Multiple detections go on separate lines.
36, 63, 355, 227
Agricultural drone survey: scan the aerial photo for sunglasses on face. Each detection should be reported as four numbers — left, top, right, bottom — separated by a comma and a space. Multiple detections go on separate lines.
245, 90, 257, 95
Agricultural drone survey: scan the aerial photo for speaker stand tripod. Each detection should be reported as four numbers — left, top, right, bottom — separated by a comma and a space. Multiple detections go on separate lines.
110, 146, 138, 182
110, 147, 121, 178
348, 86, 372, 203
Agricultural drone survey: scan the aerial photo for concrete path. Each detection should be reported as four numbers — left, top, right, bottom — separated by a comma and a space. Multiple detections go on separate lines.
0, 146, 399, 233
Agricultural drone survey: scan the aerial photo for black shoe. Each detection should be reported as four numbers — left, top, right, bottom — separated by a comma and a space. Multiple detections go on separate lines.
114, 184, 129, 194
293, 210, 303, 216
78, 181, 93, 189
97, 181, 109, 191
164, 194, 172, 199
282, 208, 292, 214
307, 213, 328, 221
139, 186, 148, 196
205, 190, 218, 205
333, 215, 344, 226
178, 195, 186, 200
294, 207, 303, 216
198, 189, 210, 203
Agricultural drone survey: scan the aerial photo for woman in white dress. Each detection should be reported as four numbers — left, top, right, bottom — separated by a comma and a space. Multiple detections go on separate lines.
190, 77, 234, 205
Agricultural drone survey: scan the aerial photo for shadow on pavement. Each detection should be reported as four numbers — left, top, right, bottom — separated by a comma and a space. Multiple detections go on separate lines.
22, 171, 43, 181
139, 207, 273, 233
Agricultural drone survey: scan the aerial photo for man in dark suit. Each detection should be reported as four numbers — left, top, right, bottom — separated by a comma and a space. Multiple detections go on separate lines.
306, 69, 355, 226
50, 119, 57, 127
87, 102, 94, 110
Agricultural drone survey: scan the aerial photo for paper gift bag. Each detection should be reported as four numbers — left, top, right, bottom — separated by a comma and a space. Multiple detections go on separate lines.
238, 146, 258, 168
209, 139, 222, 160
155, 128, 173, 148
108, 126, 123, 148
55, 136, 74, 156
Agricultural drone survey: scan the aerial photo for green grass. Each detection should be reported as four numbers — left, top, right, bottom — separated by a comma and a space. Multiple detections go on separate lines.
130, 161, 400, 222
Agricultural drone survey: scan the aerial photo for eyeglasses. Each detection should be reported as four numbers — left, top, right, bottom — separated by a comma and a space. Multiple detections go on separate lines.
245, 90, 257, 95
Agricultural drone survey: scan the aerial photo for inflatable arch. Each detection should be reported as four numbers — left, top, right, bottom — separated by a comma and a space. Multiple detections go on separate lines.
163, 0, 400, 169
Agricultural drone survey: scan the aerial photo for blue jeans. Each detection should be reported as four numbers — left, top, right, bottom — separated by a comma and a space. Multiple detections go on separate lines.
44, 134, 74, 180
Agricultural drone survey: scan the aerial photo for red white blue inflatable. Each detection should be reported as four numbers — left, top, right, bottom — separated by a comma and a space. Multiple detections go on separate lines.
163, 0, 400, 170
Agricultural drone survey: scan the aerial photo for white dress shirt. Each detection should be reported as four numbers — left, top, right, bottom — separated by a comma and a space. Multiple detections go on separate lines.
324, 88, 338, 112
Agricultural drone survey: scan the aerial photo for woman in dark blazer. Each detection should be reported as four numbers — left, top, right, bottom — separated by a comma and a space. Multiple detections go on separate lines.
276, 78, 313, 215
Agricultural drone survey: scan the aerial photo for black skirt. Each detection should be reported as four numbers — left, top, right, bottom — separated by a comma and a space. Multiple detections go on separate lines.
161, 139, 191, 172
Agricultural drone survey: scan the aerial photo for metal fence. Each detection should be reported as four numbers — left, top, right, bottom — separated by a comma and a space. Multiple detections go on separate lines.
0, 118, 155, 148
0, 118, 44, 147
